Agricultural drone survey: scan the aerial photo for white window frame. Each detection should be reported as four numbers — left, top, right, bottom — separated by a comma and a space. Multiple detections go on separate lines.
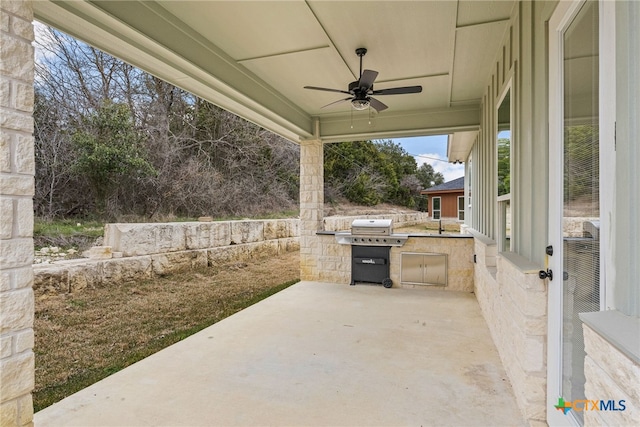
457, 196, 465, 221
496, 78, 513, 253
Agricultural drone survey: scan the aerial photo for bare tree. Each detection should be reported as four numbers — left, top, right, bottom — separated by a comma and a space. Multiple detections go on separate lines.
34, 24, 300, 220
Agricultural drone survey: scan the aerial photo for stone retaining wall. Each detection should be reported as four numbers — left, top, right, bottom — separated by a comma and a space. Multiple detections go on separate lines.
35, 214, 430, 294
104, 219, 299, 257
34, 219, 300, 294
34, 237, 298, 294
322, 212, 430, 232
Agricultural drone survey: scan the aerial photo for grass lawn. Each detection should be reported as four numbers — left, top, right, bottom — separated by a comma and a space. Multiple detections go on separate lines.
33, 251, 300, 412
34, 219, 105, 253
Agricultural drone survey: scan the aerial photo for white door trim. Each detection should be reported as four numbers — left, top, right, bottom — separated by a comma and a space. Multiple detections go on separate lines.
547, 1, 587, 425
547, 1, 615, 425
598, 0, 616, 310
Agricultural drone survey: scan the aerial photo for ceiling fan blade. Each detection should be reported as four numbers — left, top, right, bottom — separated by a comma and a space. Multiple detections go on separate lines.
369, 97, 388, 112
321, 97, 352, 109
371, 85, 423, 95
304, 86, 351, 95
358, 69, 378, 91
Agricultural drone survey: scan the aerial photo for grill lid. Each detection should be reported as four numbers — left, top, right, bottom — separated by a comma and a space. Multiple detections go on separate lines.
351, 219, 393, 236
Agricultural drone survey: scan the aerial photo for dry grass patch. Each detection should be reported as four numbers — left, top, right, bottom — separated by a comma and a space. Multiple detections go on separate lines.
34, 251, 300, 411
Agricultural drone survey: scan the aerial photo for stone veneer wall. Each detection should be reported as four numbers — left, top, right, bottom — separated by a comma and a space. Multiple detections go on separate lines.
473, 236, 548, 425
0, 2, 35, 425
312, 212, 430, 285
299, 140, 323, 282
314, 234, 474, 290
390, 236, 474, 292
583, 325, 640, 426
312, 212, 473, 291
34, 220, 299, 293
314, 234, 350, 284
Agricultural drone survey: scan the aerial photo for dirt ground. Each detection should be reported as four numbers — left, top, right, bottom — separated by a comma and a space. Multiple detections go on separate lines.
34, 251, 300, 411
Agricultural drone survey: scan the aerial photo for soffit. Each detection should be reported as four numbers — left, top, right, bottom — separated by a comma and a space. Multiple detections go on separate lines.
34, 0, 516, 147
448, 130, 478, 163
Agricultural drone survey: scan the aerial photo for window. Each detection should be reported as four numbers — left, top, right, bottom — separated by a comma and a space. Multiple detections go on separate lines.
432, 197, 441, 220
496, 85, 512, 252
458, 196, 465, 221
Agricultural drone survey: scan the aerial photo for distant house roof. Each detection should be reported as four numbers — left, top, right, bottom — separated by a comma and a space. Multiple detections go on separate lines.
422, 176, 464, 194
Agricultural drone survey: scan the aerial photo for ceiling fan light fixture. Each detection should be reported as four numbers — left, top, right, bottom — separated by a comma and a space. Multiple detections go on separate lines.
351, 98, 370, 110
304, 48, 420, 113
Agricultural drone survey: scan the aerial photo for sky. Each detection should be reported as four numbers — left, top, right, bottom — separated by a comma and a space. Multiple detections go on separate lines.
392, 135, 465, 182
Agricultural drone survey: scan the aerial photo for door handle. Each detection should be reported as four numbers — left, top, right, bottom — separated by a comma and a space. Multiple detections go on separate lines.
540, 245, 554, 280
539, 269, 553, 281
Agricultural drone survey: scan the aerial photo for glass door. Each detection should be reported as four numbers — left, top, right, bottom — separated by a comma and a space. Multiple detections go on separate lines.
432, 197, 441, 220
548, 1, 601, 425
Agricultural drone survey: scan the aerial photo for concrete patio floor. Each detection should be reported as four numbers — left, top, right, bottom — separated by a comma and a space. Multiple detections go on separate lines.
35, 281, 525, 426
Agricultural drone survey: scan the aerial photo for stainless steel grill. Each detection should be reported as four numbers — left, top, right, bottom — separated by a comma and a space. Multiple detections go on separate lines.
333, 219, 409, 288
335, 218, 408, 247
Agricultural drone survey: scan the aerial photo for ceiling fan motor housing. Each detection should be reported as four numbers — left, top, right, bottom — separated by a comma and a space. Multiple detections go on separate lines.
349, 81, 372, 94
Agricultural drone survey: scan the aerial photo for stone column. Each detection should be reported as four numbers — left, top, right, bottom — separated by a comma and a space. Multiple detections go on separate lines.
299, 139, 323, 281
0, 1, 36, 425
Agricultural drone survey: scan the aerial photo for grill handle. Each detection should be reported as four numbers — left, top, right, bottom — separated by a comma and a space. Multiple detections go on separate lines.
353, 257, 387, 265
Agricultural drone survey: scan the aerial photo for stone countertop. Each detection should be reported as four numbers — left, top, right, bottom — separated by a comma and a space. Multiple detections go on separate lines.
316, 230, 473, 239
405, 233, 473, 238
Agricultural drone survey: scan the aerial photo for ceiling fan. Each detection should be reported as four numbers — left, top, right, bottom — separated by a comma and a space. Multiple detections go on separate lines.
304, 47, 422, 112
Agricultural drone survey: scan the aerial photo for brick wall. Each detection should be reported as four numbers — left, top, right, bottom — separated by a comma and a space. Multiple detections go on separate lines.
0, 1, 35, 425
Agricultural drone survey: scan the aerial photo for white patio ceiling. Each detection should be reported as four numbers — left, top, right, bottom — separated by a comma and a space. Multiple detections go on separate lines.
34, 1, 515, 154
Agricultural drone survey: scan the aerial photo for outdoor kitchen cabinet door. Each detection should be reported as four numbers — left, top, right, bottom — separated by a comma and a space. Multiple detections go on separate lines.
400, 253, 447, 286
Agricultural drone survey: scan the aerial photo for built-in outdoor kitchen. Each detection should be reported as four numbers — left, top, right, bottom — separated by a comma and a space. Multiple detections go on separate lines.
316, 216, 474, 291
